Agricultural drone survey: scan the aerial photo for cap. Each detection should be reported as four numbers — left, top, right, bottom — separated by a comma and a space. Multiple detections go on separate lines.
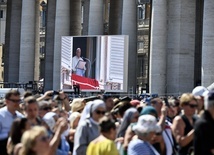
192, 86, 209, 97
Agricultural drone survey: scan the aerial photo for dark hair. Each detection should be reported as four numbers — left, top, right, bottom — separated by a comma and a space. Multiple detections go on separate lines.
24, 96, 38, 110
23, 91, 33, 99
99, 116, 116, 133
5, 90, 20, 100
9, 118, 28, 154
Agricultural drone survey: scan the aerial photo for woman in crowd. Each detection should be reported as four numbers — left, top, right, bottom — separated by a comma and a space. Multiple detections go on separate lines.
7, 118, 30, 155
68, 112, 81, 152
19, 118, 68, 155
73, 99, 106, 155
43, 112, 70, 155
128, 114, 161, 155
116, 107, 139, 155
86, 116, 119, 155
171, 93, 198, 155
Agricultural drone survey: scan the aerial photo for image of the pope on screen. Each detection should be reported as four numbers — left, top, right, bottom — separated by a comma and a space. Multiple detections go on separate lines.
61, 35, 128, 92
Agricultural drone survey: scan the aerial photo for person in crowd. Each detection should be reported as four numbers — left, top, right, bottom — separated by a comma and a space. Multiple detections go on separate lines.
68, 112, 81, 152
116, 108, 139, 155
24, 96, 43, 126
37, 90, 70, 112
103, 94, 114, 112
73, 99, 106, 155
0, 90, 23, 155
72, 48, 86, 76
6, 118, 30, 155
38, 100, 52, 118
194, 91, 214, 155
192, 86, 208, 116
128, 114, 161, 155
172, 93, 198, 155
19, 118, 68, 155
71, 98, 85, 113
166, 98, 179, 123
87, 116, 119, 155
168, 97, 181, 118
117, 108, 139, 138
43, 112, 70, 155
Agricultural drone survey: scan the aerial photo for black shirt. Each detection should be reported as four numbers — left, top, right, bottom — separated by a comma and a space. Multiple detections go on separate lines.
194, 111, 214, 155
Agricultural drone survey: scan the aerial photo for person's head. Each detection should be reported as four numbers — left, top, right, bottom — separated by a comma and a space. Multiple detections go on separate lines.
140, 106, 158, 118
20, 126, 49, 155
192, 86, 208, 111
5, 90, 21, 113
76, 48, 81, 58
23, 91, 33, 99
133, 115, 161, 142
99, 116, 116, 140
180, 93, 197, 116
38, 101, 52, 118
69, 112, 81, 129
113, 101, 132, 118
71, 98, 85, 113
9, 118, 30, 146
150, 98, 163, 117
90, 99, 106, 122
24, 96, 39, 120
117, 108, 139, 137
103, 95, 114, 112
167, 98, 180, 117
204, 91, 214, 118
43, 112, 58, 131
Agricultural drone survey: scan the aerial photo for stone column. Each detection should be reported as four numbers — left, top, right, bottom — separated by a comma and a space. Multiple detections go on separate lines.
44, 0, 57, 91
109, 0, 123, 34
53, 0, 70, 90
70, 0, 82, 35
149, 0, 167, 95
167, 0, 196, 95
202, 0, 214, 87
19, 0, 36, 83
34, 0, 40, 81
121, 0, 137, 93
83, 0, 103, 35
4, 0, 22, 83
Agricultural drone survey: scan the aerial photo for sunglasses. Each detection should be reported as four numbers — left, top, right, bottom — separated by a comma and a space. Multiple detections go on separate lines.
95, 110, 106, 115
8, 99, 21, 103
188, 104, 198, 108
39, 136, 49, 142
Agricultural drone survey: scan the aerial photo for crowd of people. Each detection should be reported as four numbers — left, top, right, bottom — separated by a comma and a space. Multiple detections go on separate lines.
0, 86, 214, 155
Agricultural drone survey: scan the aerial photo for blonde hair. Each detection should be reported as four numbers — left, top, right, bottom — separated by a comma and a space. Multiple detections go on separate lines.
71, 98, 85, 112
20, 126, 47, 155
180, 93, 196, 107
69, 112, 81, 129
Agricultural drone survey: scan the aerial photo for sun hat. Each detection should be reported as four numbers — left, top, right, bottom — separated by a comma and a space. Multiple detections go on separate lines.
132, 114, 161, 134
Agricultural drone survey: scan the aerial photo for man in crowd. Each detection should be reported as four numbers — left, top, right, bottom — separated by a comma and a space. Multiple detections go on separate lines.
194, 91, 214, 155
72, 48, 86, 77
0, 90, 23, 155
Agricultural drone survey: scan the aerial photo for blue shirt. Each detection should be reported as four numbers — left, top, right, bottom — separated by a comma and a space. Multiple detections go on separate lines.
128, 139, 159, 155
0, 106, 23, 140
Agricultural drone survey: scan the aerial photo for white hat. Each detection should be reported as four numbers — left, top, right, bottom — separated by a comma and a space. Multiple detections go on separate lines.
192, 86, 209, 97
43, 112, 57, 130
133, 115, 161, 134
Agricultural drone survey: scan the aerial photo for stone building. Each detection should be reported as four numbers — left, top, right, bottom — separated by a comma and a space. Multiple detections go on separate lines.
2, 0, 214, 95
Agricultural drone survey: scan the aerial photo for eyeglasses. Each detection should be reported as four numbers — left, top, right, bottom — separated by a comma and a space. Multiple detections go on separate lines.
188, 104, 198, 108
8, 99, 21, 104
95, 110, 106, 115
38, 136, 49, 142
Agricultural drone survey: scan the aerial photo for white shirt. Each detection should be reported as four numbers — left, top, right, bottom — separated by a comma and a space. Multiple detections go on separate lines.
72, 56, 85, 71
0, 106, 23, 140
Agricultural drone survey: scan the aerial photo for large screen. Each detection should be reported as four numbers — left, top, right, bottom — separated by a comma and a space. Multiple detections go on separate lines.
60, 35, 129, 92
